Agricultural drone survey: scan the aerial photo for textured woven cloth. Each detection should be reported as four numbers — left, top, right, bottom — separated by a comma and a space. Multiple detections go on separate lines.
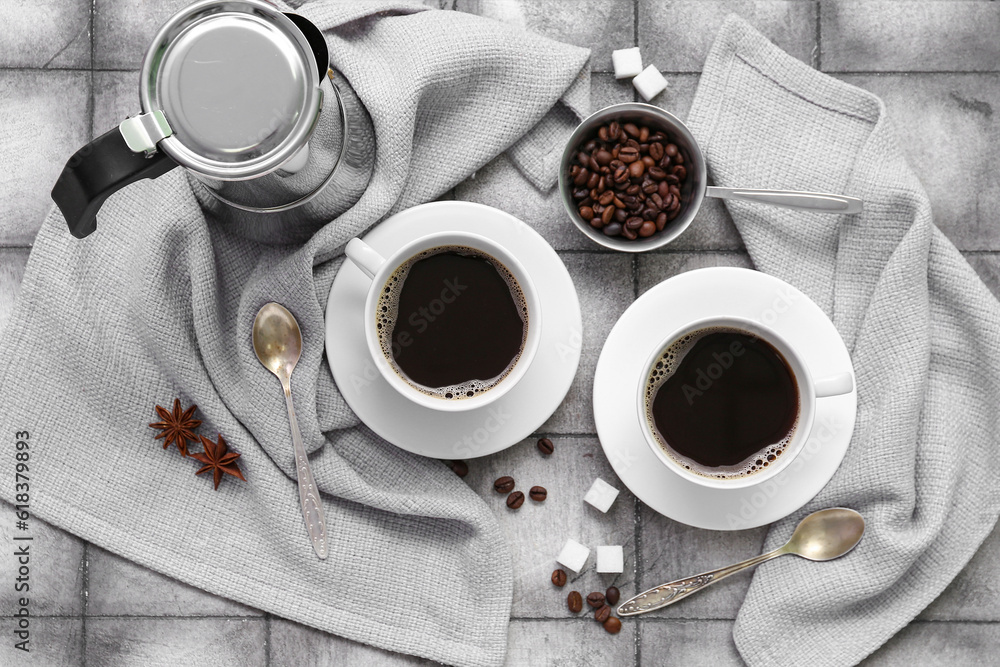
0, 3, 588, 665
686, 16, 1000, 666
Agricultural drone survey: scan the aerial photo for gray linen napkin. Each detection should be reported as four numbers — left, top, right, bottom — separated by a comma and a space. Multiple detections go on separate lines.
685, 16, 1000, 666
0, 2, 589, 665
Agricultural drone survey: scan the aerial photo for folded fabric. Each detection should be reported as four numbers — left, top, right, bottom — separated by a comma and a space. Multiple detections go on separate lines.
686, 16, 1000, 666
0, 2, 589, 665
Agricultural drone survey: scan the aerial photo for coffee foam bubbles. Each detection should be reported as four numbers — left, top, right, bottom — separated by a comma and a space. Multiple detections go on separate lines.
643, 326, 797, 480
376, 245, 528, 400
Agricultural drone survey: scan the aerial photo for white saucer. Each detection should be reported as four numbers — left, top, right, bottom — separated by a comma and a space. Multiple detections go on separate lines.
593, 267, 857, 530
325, 201, 582, 459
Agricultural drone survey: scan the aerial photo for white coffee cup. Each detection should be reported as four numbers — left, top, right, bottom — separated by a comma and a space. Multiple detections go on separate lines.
344, 231, 541, 413
637, 316, 854, 490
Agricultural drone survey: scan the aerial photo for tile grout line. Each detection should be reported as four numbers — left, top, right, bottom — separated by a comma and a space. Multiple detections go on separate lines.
80, 542, 88, 667
814, 0, 821, 71
265, 613, 272, 666
632, 0, 642, 659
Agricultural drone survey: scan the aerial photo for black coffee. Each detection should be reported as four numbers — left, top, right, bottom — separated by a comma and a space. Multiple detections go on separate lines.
644, 327, 798, 479
376, 245, 527, 399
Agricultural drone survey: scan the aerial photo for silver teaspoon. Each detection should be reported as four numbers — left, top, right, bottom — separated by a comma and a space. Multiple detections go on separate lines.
618, 507, 864, 616
253, 302, 328, 560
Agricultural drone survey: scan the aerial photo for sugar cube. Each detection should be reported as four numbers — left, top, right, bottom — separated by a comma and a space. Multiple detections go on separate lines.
612, 47, 643, 80
596, 546, 624, 573
632, 65, 668, 101
556, 538, 590, 573
584, 477, 620, 513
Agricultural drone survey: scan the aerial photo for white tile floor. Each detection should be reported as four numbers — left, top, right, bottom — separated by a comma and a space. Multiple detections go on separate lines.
2, 1, 1000, 665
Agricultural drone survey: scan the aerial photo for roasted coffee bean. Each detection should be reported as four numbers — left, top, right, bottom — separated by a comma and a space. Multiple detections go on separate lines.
583, 139, 598, 152
625, 216, 644, 230
622, 225, 638, 240
594, 149, 613, 166
649, 142, 664, 161
611, 144, 620, 159
639, 220, 657, 237
590, 216, 605, 229
587, 592, 606, 608
665, 143, 679, 157
656, 211, 668, 231
529, 486, 547, 501
674, 151, 684, 165
598, 191, 615, 206
609, 158, 623, 171
449, 460, 468, 477
568, 590, 584, 613
648, 166, 667, 181
650, 193, 664, 210
493, 476, 515, 493
573, 187, 589, 200
611, 207, 626, 223
597, 176, 606, 193
572, 168, 589, 187
669, 184, 681, 198
641, 155, 656, 168
625, 138, 640, 150
618, 146, 639, 164
638, 125, 650, 142
551, 568, 567, 587
672, 165, 687, 181
605, 586, 621, 606
603, 222, 623, 237
613, 165, 629, 183
657, 181, 671, 199
628, 161, 645, 179
623, 123, 641, 139
586, 171, 600, 189
601, 205, 615, 225
642, 180, 658, 194
608, 121, 621, 140
506, 490, 525, 509
648, 132, 667, 142
594, 604, 612, 623
598, 126, 609, 141
626, 183, 641, 196
603, 617, 622, 634
642, 207, 657, 221
537, 437, 554, 455
589, 187, 600, 201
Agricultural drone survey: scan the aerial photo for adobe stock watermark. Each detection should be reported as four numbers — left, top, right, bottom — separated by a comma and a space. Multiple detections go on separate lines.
723, 413, 844, 530
348, 275, 468, 394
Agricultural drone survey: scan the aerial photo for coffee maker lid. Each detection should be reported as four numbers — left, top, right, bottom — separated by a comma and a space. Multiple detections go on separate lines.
139, 0, 323, 180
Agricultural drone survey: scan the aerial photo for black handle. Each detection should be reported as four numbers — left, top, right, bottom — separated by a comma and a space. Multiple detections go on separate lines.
51, 126, 177, 239
284, 12, 329, 80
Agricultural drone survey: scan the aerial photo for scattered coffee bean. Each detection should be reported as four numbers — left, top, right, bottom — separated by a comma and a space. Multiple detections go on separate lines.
605, 586, 621, 606
506, 490, 525, 509
529, 486, 547, 502
603, 617, 622, 634
568, 119, 692, 242
567, 590, 583, 613
494, 476, 515, 494
594, 604, 611, 623
551, 569, 567, 587
537, 437, 554, 455
586, 591, 606, 608
449, 460, 468, 477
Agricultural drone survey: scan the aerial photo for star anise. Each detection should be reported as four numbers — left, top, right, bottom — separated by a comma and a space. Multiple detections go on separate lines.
149, 399, 202, 457
191, 434, 246, 490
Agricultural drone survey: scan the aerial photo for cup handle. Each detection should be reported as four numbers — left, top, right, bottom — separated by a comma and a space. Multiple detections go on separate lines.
815, 372, 854, 398
344, 238, 385, 280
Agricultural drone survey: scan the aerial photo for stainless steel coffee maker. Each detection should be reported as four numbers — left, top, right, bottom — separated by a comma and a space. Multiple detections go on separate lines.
52, 0, 374, 242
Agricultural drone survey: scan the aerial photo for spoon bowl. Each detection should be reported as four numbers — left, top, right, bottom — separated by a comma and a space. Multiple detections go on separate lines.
786, 507, 865, 561
253, 303, 302, 377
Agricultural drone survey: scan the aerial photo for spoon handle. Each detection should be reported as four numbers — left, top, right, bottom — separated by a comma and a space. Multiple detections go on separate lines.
282, 377, 328, 560
617, 548, 785, 616
706, 186, 863, 214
